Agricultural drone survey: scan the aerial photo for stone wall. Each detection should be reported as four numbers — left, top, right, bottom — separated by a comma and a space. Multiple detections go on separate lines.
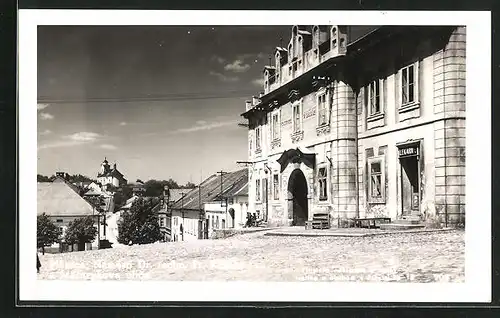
433, 26, 466, 226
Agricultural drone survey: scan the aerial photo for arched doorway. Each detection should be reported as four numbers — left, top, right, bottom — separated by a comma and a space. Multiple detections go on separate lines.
288, 168, 308, 226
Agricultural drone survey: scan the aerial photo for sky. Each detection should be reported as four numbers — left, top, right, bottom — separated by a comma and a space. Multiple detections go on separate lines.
37, 25, 376, 184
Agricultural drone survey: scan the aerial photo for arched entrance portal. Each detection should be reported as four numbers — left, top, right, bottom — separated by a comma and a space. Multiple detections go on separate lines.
288, 168, 308, 226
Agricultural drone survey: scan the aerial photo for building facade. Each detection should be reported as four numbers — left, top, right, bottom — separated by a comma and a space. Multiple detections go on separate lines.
242, 26, 466, 227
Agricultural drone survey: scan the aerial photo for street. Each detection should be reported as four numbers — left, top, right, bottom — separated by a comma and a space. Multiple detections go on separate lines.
38, 229, 465, 282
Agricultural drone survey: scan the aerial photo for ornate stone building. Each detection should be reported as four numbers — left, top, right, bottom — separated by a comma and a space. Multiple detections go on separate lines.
241, 26, 466, 227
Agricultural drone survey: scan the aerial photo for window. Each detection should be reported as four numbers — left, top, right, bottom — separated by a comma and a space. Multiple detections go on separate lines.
273, 173, 280, 200
173, 217, 178, 226
318, 167, 328, 201
401, 64, 416, 105
368, 80, 381, 115
272, 112, 280, 140
292, 102, 302, 133
317, 93, 328, 126
159, 217, 165, 227
216, 216, 219, 229
56, 219, 63, 223
256, 179, 261, 201
255, 127, 261, 150
368, 157, 386, 202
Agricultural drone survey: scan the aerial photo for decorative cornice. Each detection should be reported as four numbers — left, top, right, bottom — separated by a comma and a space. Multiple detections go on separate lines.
288, 89, 301, 103
291, 131, 304, 143
271, 139, 282, 150
316, 124, 331, 136
304, 108, 316, 119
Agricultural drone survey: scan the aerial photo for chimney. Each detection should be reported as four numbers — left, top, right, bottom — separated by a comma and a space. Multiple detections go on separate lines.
113, 163, 117, 170
252, 96, 261, 106
245, 100, 252, 111
259, 92, 264, 98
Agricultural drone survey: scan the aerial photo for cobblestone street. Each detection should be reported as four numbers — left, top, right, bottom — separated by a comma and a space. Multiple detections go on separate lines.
38, 229, 464, 282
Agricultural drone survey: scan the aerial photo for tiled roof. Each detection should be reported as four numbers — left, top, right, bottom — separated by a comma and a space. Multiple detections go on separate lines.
37, 181, 95, 217
219, 174, 248, 198
169, 188, 190, 204
171, 169, 248, 211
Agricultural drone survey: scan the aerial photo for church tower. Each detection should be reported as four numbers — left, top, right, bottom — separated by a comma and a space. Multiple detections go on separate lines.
99, 157, 110, 176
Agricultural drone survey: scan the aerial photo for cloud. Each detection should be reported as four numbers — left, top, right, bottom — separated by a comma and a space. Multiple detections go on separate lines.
171, 120, 239, 134
38, 140, 88, 150
209, 71, 239, 82
38, 131, 103, 150
237, 52, 269, 61
39, 129, 52, 136
252, 78, 265, 87
67, 131, 101, 142
39, 112, 54, 120
37, 103, 49, 111
210, 55, 226, 64
100, 144, 118, 150
224, 60, 250, 73
119, 122, 127, 126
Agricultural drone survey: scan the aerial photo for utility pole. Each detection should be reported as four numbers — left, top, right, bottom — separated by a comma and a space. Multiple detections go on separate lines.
180, 192, 185, 241
198, 168, 203, 239
217, 170, 228, 229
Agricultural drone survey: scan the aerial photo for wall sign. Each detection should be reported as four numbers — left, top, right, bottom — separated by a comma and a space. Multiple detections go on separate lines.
398, 145, 419, 158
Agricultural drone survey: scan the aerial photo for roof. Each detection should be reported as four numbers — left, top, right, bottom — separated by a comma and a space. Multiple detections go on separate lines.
98, 168, 125, 179
84, 189, 103, 196
220, 177, 248, 198
232, 183, 248, 196
171, 169, 248, 211
37, 181, 95, 217
168, 188, 189, 203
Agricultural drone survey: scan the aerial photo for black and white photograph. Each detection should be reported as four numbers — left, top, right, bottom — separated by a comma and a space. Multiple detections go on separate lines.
19, 10, 491, 303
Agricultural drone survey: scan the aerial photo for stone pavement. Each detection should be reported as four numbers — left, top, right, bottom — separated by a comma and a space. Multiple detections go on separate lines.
38, 229, 464, 282
263, 226, 455, 237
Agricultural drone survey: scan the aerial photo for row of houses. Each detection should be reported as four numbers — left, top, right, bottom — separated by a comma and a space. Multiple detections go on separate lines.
38, 161, 250, 249
160, 169, 249, 242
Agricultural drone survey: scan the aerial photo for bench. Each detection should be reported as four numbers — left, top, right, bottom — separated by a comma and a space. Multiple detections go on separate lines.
354, 217, 391, 229
305, 213, 330, 230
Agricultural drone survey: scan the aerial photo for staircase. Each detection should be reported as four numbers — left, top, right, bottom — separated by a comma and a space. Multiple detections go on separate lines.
379, 215, 425, 230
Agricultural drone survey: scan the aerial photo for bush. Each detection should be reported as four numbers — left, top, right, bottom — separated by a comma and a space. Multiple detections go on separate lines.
117, 197, 162, 245
37, 213, 62, 254
64, 216, 98, 245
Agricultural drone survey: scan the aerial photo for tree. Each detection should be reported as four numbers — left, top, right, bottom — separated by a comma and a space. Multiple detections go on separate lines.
117, 197, 162, 245
37, 174, 52, 183
144, 179, 164, 197
64, 216, 98, 247
183, 182, 196, 189
37, 213, 62, 254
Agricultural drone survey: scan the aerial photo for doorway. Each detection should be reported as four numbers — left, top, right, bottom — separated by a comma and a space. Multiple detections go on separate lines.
398, 144, 421, 216
228, 208, 235, 228
287, 169, 308, 226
